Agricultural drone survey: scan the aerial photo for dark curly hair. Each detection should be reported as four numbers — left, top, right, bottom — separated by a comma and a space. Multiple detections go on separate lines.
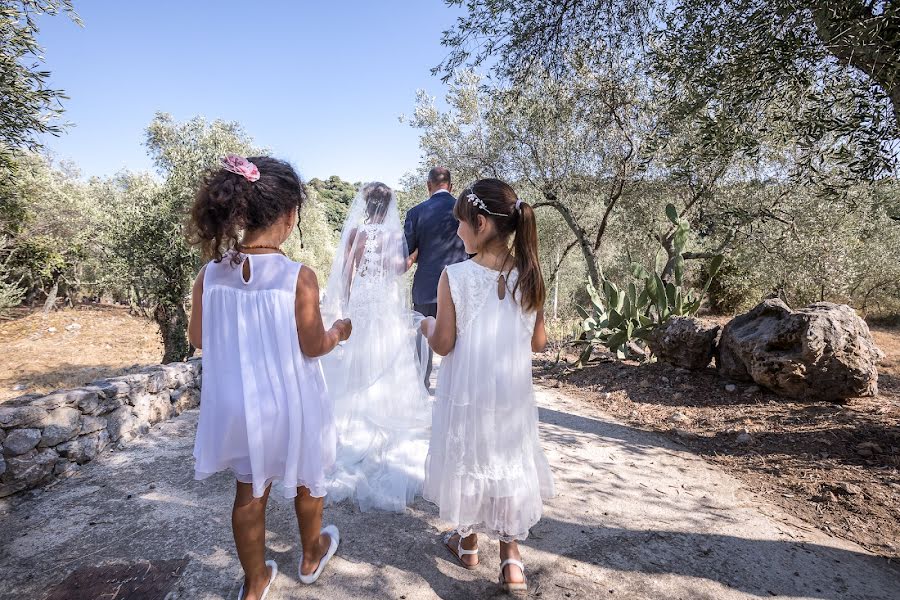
188, 156, 307, 264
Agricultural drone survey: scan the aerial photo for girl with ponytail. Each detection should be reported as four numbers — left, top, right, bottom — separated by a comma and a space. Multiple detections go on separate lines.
420, 178, 554, 595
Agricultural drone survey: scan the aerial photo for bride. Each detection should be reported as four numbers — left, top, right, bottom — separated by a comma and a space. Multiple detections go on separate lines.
319, 182, 431, 512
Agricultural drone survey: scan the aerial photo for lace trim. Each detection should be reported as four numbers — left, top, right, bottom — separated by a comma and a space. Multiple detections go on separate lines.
447, 262, 536, 337
447, 262, 500, 337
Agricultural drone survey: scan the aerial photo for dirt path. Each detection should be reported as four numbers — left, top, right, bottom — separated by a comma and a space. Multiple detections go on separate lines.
1, 388, 897, 599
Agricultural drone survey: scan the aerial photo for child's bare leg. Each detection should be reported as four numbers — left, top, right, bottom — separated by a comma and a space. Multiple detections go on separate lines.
445, 531, 479, 567
294, 486, 332, 576
232, 482, 273, 599
499, 540, 525, 583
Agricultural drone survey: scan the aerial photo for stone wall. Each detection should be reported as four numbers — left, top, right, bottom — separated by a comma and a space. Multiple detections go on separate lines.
0, 358, 201, 498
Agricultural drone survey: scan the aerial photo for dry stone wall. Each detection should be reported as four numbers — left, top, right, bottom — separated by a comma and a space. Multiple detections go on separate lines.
0, 358, 201, 497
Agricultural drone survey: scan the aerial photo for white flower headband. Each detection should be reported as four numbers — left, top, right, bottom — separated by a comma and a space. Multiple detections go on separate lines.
466, 192, 525, 217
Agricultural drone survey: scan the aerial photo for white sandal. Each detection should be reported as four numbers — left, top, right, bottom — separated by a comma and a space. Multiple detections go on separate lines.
442, 530, 479, 569
236, 560, 278, 600
498, 558, 527, 595
298, 524, 340, 585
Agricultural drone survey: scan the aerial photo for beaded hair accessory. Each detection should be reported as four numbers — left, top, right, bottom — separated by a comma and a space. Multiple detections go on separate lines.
466, 192, 513, 217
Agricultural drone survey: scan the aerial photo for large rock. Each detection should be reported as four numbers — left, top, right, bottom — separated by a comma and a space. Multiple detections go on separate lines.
79, 415, 107, 435
171, 387, 200, 414
57, 431, 109, 464
648, 316, 721, 370
69, 388, 101, 414
3, 428, 41, 455
718, 300, 883, 401
3, 448, 58, 488
106, 406, 136, 442
0, 405, 49, 428
92, 377, 131, 400
39, 407, 81, 447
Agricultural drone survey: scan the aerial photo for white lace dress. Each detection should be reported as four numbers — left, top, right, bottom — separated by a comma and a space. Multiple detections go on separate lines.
322, 223, 432, 512
423, 260, 555, 541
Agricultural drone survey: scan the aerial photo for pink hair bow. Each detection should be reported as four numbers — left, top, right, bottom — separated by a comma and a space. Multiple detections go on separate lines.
221, 154, 260, 182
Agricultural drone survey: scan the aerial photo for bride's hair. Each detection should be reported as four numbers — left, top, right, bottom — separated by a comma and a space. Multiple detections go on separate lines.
362, 181, 392, 224
454, 178, 546, 312
188, 156, 307, 263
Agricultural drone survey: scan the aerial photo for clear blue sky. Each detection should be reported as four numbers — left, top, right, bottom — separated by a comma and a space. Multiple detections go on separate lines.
36, 1, 464, 187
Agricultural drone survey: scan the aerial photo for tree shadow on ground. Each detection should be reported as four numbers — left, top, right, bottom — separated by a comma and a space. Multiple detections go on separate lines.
3, 405, 899, 600
542, 359, 900, 470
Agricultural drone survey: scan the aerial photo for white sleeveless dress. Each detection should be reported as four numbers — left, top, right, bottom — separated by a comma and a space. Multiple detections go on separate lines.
193, 252, 336, 499
423, 260, 555, 541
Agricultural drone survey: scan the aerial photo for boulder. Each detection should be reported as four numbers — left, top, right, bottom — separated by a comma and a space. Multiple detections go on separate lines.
31, 392, 75, 410
92, 377, 131, 400
0, 405, 49, 429
145, 368, 170, 393
80, 415, 107, 435
718, 299, 883, 401
106, 406, 136, 442
172, 387, 200, 413
58, 431, 109, 464
39, 407, 81, 447
69, 388, 101, 414
648, 316, 721, 370
3, 428, 41, 455
4, 448, 58, 488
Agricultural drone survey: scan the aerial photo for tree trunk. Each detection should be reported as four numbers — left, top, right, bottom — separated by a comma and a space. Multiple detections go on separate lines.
534, 196, 602, 288
552, 246, 560, 320
154, 301, 191, 363
42, 279, 58, 316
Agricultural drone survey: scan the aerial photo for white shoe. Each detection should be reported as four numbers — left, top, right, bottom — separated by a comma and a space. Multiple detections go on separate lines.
236, 560, 278, 600
498, 558, 527, 595
298, 525, 340, 585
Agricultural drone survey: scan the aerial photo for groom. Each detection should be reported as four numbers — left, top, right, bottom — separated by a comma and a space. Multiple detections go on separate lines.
404, 167, 468, 387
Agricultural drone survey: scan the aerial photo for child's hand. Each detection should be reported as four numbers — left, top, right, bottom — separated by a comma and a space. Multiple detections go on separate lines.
420, 316, 436, 338
332, 318, 352, 341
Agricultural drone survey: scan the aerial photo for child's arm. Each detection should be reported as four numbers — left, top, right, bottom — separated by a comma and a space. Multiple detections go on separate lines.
531, 309, 547, 352
421, 270, 456, 356
187, 266, 207, 349
295, 265, 352, 357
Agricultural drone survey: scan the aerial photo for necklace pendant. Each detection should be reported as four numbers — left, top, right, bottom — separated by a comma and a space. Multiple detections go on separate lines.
497, 274, 506, 300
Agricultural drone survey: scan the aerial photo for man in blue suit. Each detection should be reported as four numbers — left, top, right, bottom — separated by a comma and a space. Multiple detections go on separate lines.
404, 167, 468, 387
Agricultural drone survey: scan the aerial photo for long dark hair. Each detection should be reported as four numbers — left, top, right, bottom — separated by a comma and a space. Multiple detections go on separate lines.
454, 178, 546, 312
188, 156, 307, 263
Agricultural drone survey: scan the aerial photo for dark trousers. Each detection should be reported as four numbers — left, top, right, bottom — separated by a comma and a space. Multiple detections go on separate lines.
414, 302, 438, 388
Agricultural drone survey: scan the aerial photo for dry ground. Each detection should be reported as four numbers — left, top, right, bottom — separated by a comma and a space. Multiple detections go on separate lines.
0, 305, 163, 403
537, 326, 900, 562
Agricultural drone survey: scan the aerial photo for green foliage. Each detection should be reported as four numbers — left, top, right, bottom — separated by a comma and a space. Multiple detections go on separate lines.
438, 1, 900, 187
282, 187, 336, 276
574, 204, 723, 363
111, 113, 260, 362
0, 152, 105, 305
0, 237, 24, 316
308, 176, 356, 233
0, 1, 80, 170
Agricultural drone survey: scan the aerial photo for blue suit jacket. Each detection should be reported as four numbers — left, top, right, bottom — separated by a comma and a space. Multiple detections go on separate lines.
404, 190, 469, 305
